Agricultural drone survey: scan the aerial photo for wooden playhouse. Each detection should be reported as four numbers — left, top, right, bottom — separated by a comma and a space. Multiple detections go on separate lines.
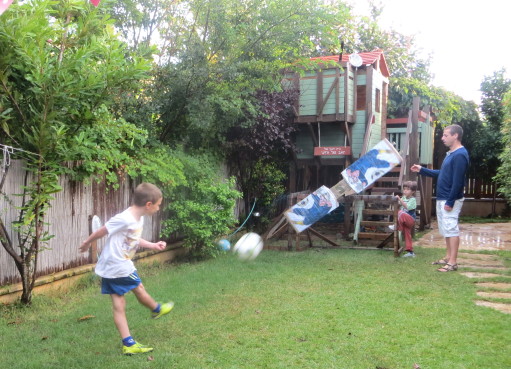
271, 51, 434, 252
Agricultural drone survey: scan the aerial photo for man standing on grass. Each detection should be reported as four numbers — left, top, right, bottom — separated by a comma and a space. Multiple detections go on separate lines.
411, 124, 469, 272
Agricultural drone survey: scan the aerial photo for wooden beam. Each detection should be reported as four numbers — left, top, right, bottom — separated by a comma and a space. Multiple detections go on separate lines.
308, 227, 340, 247
318, 78, 338, 116
336, 68, 341, 120
409, 96, 420, 181
316, 70, 323, 119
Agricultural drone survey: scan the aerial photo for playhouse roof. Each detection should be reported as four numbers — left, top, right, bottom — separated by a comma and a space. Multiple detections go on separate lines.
310, 49, 390, 77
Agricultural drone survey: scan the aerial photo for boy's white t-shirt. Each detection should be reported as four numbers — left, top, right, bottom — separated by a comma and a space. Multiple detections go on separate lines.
95, 208, 144, 279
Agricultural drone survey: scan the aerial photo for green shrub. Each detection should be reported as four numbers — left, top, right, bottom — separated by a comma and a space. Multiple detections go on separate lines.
159, 150, 241, 258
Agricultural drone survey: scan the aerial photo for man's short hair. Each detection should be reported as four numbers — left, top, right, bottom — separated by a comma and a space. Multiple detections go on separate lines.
133, 183, 162, 206
403, 180, 417, 193
446, 124, 463, 141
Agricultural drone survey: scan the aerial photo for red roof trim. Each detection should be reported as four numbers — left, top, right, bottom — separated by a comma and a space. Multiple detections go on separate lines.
309, 49, 390, 77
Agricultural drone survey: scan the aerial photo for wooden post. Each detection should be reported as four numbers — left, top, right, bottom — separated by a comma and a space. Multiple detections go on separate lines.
343, 197, 353, 239
393, 200, 400, 257
88, 215, 98, 264
409, 96, 420, 181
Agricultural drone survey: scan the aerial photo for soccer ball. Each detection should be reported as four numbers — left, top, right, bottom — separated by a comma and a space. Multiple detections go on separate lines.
217, 239, 231, 251
233, 232, 264, 261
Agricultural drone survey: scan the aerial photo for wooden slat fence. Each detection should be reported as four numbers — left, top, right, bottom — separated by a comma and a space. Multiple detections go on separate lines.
431, 176, 501, 199
0, 160, 163, 286
464, 177, 501, 199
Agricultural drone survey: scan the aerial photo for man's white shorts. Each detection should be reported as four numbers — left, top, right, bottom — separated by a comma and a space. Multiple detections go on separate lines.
436, 198, 464, 237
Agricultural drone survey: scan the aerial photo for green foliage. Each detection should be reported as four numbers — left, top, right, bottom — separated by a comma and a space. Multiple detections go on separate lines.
160, 151, 241, 258
495, 90, 511, 203
66, 105, 149, 186
480, 69, 511, 130
248, 160, 287, 230
347, 3, 432, 82
0, 0, 151, 304
109, 0, 352, 150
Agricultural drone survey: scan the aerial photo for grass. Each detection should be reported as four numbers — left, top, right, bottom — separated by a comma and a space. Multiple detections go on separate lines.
1, 247, 511, 369
460, 216, 511, 223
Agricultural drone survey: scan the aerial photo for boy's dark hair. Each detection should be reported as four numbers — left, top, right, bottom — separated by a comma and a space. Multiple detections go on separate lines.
446, 124, 463, 141
403, 181, 417, 193
133, 183, 162, 206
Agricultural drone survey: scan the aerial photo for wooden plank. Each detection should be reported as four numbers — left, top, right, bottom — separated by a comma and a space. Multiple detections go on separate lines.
307, 227, 340, 247
294, 113, 347, 123
361, 220, 393, 227
316, 70, 323, 118
362, 209, 395, 215
318, 76, 338, 116
357, 232, 391, 240
376, 177, 401, 183
409, 96, 420, 181
348, 194, 396, 202
376, 232, 394, 249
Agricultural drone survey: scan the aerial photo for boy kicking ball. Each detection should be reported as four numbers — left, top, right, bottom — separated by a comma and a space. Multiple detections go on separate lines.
79, 183, 174, 355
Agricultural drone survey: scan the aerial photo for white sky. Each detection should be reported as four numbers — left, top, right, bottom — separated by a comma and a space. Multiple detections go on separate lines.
348, 0, 511, 104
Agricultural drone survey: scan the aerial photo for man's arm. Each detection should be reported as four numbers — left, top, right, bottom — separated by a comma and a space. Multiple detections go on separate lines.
411, 164, 439, 178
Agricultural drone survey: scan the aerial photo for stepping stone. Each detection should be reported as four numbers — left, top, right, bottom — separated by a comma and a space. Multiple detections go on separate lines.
459, 265, 507, 271
460, 272, 511, 279
475, 282, 511, 290
457, 257, 505, 268
458, 253, 500, 261
476, 291, 511, 299
474, 300, 511, 314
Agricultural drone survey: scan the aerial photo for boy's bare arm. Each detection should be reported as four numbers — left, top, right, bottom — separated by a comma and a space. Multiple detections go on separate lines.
79, 226, 108, 253
139, 239, 167, 251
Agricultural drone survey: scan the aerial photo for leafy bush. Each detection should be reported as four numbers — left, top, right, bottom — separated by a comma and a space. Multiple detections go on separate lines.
158, 150, 241, 258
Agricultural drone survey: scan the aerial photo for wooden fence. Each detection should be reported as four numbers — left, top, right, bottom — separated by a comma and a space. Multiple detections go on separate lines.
0, 160, 164, 286
431, 176, 501, 199
464, 177, 501, 199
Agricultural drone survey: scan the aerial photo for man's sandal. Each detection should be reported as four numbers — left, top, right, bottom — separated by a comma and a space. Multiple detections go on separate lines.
431, 258, 449, 265
437, 263, 458, 272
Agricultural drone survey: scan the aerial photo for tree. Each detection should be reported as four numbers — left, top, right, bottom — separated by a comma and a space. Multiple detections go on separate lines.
224, 88, 299, 220
495, 89, 511, 203
480, 69, 511, 130
0, 0, 150, 304
474, 69, 511, 179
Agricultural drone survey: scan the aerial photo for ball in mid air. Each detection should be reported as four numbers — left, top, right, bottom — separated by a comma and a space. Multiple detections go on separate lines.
233, 232, 264, 261
218, 239, 231, 251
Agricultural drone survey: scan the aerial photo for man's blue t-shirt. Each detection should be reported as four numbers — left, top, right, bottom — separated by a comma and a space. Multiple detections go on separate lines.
419, 147, 469, 208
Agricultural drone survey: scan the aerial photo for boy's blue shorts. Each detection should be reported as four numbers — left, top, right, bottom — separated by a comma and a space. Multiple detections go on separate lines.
101, 271, 142, 295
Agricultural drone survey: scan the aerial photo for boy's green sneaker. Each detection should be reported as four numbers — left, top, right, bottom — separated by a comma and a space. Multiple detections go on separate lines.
152, 301, 175, 319
123, 342, 154, 355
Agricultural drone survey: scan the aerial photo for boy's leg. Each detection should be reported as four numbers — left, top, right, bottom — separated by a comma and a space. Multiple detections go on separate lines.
132, 283, 175, 319
111, 294, 131, 339
132, 283, 159, 310
397, 211, 415, 252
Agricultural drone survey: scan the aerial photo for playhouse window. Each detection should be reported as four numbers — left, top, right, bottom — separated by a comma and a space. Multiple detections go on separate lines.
375, 88, 381, 113
356, 85, 366, 110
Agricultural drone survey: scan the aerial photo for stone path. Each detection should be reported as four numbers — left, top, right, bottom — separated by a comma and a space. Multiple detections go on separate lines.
456, 252, 511, 314
417, 222, 511, 314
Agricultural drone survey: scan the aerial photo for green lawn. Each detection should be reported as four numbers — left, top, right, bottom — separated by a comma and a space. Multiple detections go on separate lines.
1, 246, 510, 369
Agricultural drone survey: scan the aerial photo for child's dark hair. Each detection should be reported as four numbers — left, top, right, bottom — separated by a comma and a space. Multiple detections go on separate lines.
403, 181, 417, 193
133, 183, 162, 206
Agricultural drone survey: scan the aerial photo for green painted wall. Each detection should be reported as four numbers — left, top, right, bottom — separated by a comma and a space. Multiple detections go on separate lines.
386, 120, 434, 165
295, 123, 346, 159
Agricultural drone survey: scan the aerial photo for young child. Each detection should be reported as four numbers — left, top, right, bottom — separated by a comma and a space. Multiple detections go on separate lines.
390, 181, 418, 257
79, 182, 174, 355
